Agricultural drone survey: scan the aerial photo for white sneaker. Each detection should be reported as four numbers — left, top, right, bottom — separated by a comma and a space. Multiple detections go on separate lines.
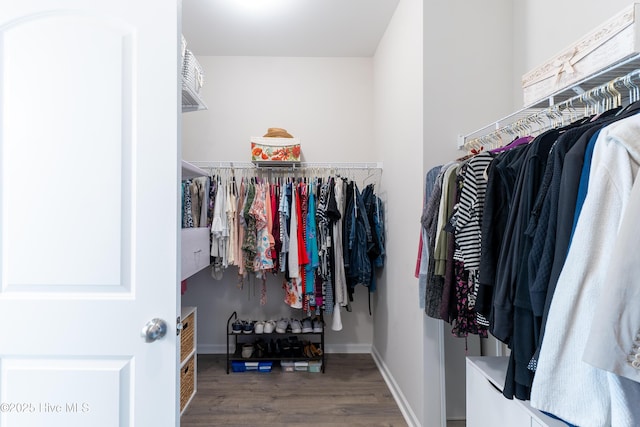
264, 320, 276, 334
254, 321, 265, 334
290, 318, 302, 334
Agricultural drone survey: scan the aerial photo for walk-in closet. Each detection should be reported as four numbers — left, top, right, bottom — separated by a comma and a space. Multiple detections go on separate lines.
4, 0, 640, 426
182, 0, 640, 425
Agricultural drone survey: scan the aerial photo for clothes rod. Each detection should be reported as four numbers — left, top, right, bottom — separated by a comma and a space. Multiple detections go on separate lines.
186, 161, 383, 170
461, 67, 640, 152
460, 53, 640, 152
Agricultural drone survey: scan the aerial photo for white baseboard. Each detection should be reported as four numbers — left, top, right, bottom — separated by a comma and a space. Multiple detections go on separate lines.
197, 344, 226, 354
371, 346, 421, 427
325, 343, 371, 353
197, 342, 372, 354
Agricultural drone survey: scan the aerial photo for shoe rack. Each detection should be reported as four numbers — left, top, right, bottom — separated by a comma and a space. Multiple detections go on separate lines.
225, 311, 325, 374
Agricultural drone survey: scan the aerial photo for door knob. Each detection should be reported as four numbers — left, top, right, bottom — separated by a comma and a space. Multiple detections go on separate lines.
142, 318, 168, 343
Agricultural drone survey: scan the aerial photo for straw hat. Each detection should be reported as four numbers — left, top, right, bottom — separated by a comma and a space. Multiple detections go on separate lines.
263, 128, 293, 138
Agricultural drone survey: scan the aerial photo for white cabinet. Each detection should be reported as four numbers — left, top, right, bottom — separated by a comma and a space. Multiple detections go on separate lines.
181, 227, 210, 280
181, 160, 210, 280
180, 306, 197, 415
466, 357, 567, 427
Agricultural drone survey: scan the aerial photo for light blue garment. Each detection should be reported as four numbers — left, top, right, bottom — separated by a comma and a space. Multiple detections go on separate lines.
305, 182, 319, 294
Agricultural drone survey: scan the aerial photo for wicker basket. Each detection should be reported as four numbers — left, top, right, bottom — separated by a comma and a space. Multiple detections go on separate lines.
180, 310, 195, 362
180, 355, 195, 412
182, 49, 204, 95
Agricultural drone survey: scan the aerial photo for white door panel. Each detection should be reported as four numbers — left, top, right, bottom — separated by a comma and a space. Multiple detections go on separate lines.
3, 13, 132, 290
0, 1, 180, 426
2, 357, 132, 426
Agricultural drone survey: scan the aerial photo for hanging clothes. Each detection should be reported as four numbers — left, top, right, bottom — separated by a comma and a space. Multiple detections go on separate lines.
197, 165, 385, 329
418, 165, 442, 310
419, 97, 640, 426
226, 179, 238, 266
182, 180, 195, 228
530, 113, 640, 427
331, 178, 349, 311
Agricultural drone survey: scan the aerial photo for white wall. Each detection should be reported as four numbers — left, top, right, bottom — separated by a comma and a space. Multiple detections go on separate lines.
371, 0, 425, 425
419, 1, 513, 424
182, 56, 376, 162
181, 56, 377, 354
512, 0, 634, 107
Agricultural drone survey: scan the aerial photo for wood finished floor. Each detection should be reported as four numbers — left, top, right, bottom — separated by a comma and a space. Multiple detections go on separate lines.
180, 353, 408, 427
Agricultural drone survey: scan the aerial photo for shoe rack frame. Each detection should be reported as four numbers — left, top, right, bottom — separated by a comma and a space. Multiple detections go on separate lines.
225, 311, 325, 374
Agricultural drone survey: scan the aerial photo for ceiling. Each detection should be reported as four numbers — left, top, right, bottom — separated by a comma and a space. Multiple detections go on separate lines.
181, 0, 400, 57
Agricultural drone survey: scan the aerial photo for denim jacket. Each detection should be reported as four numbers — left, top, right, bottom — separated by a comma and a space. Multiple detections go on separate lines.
343, 181, 374, 290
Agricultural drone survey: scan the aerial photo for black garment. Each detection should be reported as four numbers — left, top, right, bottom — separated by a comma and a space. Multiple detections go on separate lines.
476, 145, 529, 320
499, 130, 558, 401
343, 181, 373, 295
325, 177, 341, 309
490, 129, 558, 344
526, 123, 601, 318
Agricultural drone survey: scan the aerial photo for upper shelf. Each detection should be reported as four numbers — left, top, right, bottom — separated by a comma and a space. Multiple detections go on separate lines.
461, 52, 640, 150
182, 80, 207, 112
181, 160, 208, 179
181, 36, 207, 113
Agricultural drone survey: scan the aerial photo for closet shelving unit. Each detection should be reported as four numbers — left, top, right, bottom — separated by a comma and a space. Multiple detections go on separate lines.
460, 52, 640, 152
225, 311, 325, 374
178, 162, 207, 416
179, 40, 206, 414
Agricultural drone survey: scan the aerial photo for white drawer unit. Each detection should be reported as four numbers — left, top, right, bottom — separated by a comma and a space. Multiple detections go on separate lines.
181, 227, 210, 280
466, 357, 567, 427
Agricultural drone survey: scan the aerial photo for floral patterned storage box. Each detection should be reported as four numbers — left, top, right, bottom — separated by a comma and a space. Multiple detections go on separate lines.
250, 137, 301, 163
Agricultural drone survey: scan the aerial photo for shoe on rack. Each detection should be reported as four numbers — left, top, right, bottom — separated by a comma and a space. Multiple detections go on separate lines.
275, 318, 289, 334
301, 317, 313, 333
264, 320, 276, 334
309, 342, 323, 357
243, 320, 255, 334
290, 318, 302, 334
312, 317, 324, 333
303, 341, 312, 358
231, 319, 244, 334
254, 321, 265, 334
242, 343, 254, 359
254, 338, 266, 358
279, 339, 292, 357
288, 336, 303, 357
271, 339, 280, 357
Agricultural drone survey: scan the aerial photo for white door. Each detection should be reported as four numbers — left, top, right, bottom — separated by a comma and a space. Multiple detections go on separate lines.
0, 1, 180, 426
